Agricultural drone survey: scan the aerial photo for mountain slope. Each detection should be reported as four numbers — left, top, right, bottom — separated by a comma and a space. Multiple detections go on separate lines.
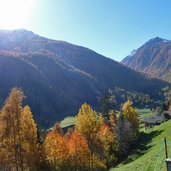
0, 30, 168, 127
122, 37, 171, 82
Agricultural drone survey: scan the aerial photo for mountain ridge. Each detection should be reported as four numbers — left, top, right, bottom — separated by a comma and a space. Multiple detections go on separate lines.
0, 29, 168, 127
122, 37, 171, 82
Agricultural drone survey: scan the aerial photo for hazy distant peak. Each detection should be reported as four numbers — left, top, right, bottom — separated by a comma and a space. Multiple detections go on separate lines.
0, 28, 34, 34
0, 29, 40, 51
0, 28, 37, 41
12, 28, 35, 35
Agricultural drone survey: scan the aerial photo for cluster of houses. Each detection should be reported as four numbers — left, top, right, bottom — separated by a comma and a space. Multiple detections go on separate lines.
144, 111, 170, 129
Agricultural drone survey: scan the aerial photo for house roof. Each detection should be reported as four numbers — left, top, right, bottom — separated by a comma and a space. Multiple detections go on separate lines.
144, 116, 165, 124
162, 111, 170, 114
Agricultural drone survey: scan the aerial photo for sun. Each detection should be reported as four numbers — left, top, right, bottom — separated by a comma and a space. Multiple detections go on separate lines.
0, 0, 35, 30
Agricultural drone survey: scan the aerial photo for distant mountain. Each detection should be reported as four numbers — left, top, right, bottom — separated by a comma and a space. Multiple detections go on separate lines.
0, 30, 168, 128
122, 37, 171, 82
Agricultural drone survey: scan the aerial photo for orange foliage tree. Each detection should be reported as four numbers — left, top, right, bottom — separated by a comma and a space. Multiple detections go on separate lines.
44, 123, 69, 170
97, 123, 117, 168
68, 130, 91, 170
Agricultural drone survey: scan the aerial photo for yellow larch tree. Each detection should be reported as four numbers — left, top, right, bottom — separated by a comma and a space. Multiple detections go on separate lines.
21, 105, 39, 170
122, 99, 139, 134
75, 103, 102, 152
75, 103, 106, 170
0, 88, 24, 171
0, 88, 39, 171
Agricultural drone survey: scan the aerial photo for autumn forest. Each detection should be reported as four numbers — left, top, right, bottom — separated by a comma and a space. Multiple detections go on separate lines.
0, 88, 139, 171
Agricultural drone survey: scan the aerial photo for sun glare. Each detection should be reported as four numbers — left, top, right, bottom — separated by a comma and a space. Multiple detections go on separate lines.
0, 0, 35, 30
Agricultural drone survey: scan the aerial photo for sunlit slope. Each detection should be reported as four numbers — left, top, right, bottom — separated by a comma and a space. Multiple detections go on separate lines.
110, 120, 171, 171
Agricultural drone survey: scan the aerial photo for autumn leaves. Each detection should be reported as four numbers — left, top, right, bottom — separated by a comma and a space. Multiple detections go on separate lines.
0, 88, 39, 171
44, 104, 109, 170
44, 102, 139, 170
0, 88, 139, 171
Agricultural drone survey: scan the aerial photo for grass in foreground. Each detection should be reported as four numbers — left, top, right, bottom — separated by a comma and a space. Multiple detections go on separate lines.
110, 120, 171, 171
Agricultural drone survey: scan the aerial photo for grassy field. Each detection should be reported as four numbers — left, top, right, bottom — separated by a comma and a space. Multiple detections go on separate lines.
110, 119, 171, 171
60, 116, 75, 128
59, 108, 154, 128
138, 108, 156, 120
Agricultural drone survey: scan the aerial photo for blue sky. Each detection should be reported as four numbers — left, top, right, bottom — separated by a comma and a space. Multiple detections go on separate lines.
1, 0, 171, 61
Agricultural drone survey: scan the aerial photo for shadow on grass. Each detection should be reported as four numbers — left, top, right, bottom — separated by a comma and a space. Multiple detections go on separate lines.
122, 129, 164, 165
138, 129, 164, 151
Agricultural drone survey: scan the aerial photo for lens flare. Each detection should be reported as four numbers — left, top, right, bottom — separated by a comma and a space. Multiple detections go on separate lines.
0, 0, 35, 29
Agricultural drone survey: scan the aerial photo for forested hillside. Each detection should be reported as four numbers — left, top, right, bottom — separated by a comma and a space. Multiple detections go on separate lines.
0, 29, 168, 127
